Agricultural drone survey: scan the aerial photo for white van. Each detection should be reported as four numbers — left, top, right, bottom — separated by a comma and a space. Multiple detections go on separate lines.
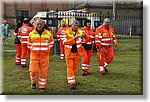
30, 10, 101, 31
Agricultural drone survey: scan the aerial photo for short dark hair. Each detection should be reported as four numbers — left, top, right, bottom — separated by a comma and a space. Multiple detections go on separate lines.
84, 19, 91, 26
23, 18, 29, 24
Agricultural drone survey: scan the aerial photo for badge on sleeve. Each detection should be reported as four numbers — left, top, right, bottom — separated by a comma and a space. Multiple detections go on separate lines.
45, 40, 49, 44
103, 32, 107, 37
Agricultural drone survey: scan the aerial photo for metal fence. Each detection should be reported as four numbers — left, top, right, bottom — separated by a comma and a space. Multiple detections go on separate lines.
46, 9, 143, 39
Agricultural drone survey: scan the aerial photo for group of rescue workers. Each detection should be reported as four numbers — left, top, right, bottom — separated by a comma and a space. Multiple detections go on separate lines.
13, 17, 118, 92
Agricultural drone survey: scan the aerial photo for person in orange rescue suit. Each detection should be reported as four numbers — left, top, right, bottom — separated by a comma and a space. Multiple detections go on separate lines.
27, 19, 54, 92
18, 18, 33, 68
14, 20, 22, 65
63, 20, 88, 89
95, 18, 118, 75
81, 19, 95, 76
56, 22, 69, 59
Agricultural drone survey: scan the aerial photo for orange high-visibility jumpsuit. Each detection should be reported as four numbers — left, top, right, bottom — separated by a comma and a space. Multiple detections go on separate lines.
95, 25, 118, 74
14, 22, 22, 65
81, 26, 95, 73
56, 27, 69, 59
18, 23, 33, 67
28, 29, 54, 89
14, 32, 21, 65
63, 28, 88, 85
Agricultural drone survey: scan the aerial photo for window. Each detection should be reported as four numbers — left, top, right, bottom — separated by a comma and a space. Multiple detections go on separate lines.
16, 10, 29, 17
16, 10, 29, 22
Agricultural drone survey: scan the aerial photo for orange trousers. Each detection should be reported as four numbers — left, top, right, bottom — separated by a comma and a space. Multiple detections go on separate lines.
21, 44, 30, 65
60, 41, 65, 59
66, 52, 80, 85
29, 54, 49, 88
97, 46, 114, 71
15, 44, 21, 65
81, 45, 94, 72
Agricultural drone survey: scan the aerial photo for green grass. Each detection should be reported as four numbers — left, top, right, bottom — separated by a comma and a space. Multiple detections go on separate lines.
1, 35, 143, 95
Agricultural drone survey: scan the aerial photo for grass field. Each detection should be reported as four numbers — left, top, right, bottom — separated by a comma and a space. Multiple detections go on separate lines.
1, 35, 143, 95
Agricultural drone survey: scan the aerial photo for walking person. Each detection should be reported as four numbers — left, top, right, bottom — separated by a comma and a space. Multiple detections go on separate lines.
14, 20, 22, 65
63, 20, 88, 89
95, 18, 118, 75
0, 20, 10, 46
18, 18, 33, 67
28, 19, 54, 92
81, 19, 95, 76
56, 22, 69, 59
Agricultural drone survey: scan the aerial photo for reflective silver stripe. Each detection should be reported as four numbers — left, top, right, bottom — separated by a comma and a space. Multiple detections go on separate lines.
98, 66, 104, 71
21, 59, 26, 61
82, 64, 87, 66
31, 76, 37, 83
60, 54, 64, 56
87, 42, 92, 44
90, 36, 94, 38
16, 58, 20, 60
31, 76, 37, 80
99, 36, 102, 38
77, 44, 81, 48
98, 33, 101, 35
113, 35, 115, 37
114, 40, 116, 42
68, 80, 75, 83
65, 44, 81, 48
17, 36, 21, 38
67, 76, 75, 80
76, 40, 82, 44
95, 35, 102, 38
39, 77, 46, 82
21, 41, 28, 43
28, 42, 32, 45
95, 35, 99, 37
61, 38, 66, 40
60, 57, 64, 59
95, 40, 101, 43
101, 43, 112, 46
65, 45, 72, 48
87, 64, 89, 67
82, 67, 89, 70
49, 45, 53, 48
101, 38, 113, 41
59, 35, 66, 37
21, 62, 26, 64
21, 36, 29, 38
31, 42, 48, 46
32, 47, 48, 50
39, 82, 46, 85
